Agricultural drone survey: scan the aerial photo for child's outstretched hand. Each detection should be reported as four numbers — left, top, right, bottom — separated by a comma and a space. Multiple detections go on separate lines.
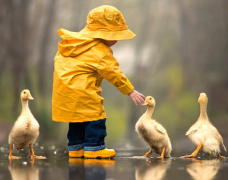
128, 90, 145, 105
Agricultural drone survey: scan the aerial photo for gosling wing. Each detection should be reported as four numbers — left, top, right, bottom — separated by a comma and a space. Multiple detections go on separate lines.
186, 123, 202, 136
155, 124, 167, 135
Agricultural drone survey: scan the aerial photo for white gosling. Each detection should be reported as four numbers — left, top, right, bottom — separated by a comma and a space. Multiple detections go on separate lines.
8, 89, 46, 159
135, 96, 172, 158
181, 92, 226, 158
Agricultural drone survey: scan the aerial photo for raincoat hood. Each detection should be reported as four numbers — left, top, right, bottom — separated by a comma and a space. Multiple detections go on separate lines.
58, 29, 100, 57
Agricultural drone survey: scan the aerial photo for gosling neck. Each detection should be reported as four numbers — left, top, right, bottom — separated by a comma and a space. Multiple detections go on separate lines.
21, 99, 29, 112
145, 105, 155, 119
199, 102, 208, 119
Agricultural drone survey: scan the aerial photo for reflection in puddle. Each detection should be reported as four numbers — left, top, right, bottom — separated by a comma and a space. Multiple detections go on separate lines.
68, 158, 115, 180
8, 159, 39, 180
135, 159, 171, 180
1, 146, 228, 180
187, 159, 220, 180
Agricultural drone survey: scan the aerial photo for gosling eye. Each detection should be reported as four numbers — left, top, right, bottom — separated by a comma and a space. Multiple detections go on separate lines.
150, 98, 152, 100
23, 91, 26, 94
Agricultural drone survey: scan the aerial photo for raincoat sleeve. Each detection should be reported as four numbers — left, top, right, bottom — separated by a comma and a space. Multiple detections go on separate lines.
97, 50, 134, 95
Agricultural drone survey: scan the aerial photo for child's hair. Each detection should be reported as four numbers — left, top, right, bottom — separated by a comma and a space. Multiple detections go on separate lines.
80, 5, 135, 41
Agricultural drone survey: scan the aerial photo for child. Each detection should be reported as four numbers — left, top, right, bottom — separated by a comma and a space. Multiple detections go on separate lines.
52, 5, 145, 159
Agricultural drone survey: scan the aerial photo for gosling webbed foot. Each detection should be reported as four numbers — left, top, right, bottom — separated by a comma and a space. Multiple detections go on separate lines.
29, 155, 46, 159
9, 155, 22, 159
156, 156, 164, 159
217, 153, 225, 159
180, 155, 197, 158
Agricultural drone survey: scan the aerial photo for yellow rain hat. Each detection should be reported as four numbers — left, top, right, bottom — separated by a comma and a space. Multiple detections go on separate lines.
80, 5, 136, 41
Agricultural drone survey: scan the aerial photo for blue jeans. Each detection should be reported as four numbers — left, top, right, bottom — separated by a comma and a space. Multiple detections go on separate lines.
67, 118, 107, 151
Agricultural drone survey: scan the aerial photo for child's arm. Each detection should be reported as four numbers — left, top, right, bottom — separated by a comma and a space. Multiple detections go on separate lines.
128, 90, 145, 105
97, 50, 145, 105
97, 51, 133, 94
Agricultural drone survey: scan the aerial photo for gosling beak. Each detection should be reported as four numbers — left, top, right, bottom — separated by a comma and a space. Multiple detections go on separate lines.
27, 95, 34, 100
142, 101, 148, 106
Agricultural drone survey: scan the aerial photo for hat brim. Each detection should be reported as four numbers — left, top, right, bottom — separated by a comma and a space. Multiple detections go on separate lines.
79, 27, 136, 41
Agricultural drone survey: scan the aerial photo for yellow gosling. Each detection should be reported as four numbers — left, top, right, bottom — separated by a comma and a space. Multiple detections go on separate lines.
8, 89, 46, 159
135, 96, 172, 158
181, 92, 226, 158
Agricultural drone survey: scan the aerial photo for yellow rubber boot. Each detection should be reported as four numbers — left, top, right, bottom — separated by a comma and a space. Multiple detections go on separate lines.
84, 148, 116, 159
69, 148, 84, 158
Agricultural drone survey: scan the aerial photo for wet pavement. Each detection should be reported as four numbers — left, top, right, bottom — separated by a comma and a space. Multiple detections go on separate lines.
1, 144, 228, 180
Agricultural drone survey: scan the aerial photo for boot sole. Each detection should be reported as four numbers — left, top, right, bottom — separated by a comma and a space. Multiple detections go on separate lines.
84, 153, 116, 159
69, 154, 84, 158
69, 156, 84, 158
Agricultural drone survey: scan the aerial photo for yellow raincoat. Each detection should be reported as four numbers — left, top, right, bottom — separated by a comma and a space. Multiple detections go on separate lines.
52, 29, 134, 122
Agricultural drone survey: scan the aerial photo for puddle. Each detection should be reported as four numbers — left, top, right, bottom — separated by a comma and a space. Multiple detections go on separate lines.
0, 145, 228, 180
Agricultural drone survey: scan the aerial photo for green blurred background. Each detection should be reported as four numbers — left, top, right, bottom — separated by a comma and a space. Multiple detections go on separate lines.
0, 0, 227, 154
